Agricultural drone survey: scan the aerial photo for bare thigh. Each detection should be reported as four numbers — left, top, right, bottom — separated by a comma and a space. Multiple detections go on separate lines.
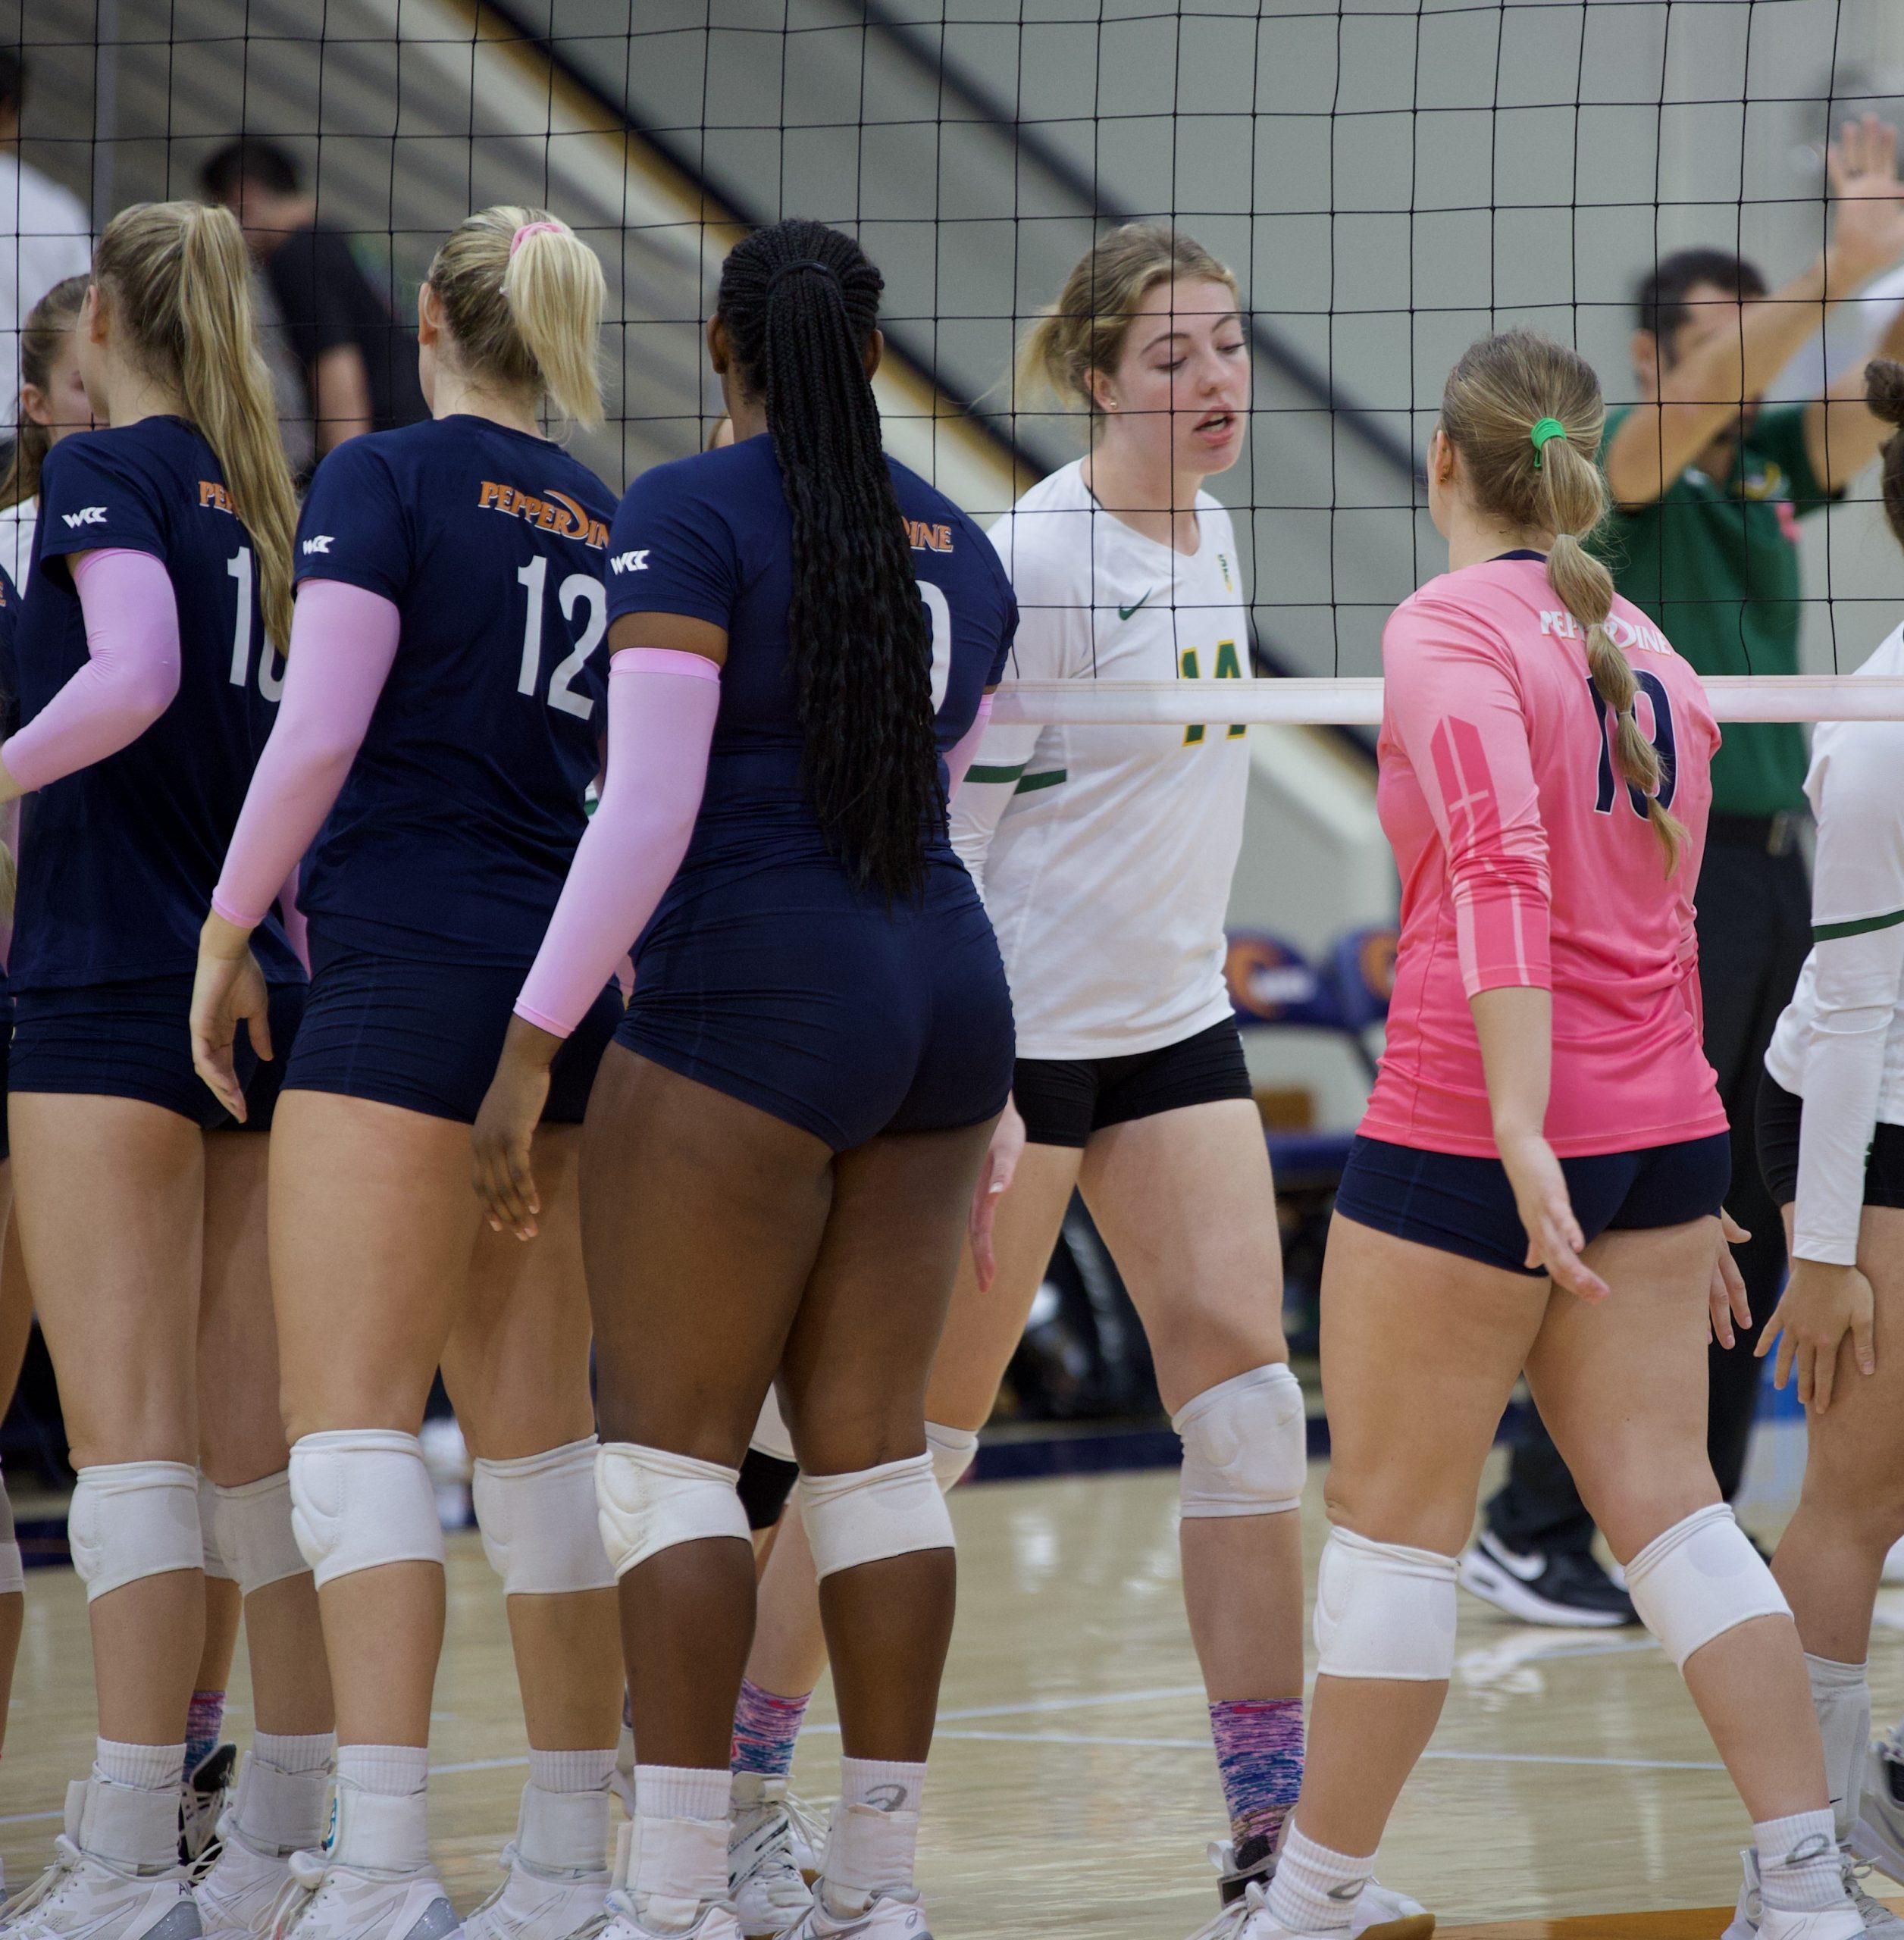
270, 1090, 481, 1440
443, 1124, 597, 1460
0, 1166, 30, 1403
1080, 1098, 1286, 1413
1320, 1212, 1547, 1552
11, 1094, 205, 1466
922, 1141, 1081, 1432
779, 1118, 999, 1475
199, 1131, 291, 1485
1524, 1219, 1722, 1563
580, 1047, 835, 1461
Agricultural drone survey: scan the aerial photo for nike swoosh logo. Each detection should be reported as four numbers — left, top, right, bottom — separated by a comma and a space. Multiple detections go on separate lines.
1481, 1536, 1546, 1584
1118, 589, 1154, 621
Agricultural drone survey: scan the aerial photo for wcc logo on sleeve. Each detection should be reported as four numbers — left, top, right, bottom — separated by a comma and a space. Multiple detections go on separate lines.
478, 479, 609, 549
62, 505, 108, 528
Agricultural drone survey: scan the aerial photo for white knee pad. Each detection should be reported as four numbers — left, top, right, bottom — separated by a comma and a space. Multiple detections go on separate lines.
1313, 1526, 1459, 1682
749, 1388, 797, 1466
288, 1430, 443, 1591
215, 1471, 312, 1597
1173, 1363, 1307, 1519
797, 1452, 954, 1581
68, 1460, 203, 1602
198, 1472, 238, 1584
595, 1442, 750, 1579
474, 1437, 615, 1594
924, 1422, 978, 1494
0, 1460, 22, 1595
1625, 1504, 1792, 1669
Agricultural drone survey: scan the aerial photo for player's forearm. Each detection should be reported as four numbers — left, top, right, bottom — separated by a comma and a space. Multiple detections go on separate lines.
1469, 984, 1554, 1142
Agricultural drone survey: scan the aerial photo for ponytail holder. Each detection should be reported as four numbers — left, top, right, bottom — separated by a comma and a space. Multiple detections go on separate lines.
1530, 417, 1567, 469
766, 257, 837, 293
509, 221, 563, 257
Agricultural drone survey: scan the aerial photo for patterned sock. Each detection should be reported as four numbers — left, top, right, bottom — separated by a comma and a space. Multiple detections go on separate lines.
730, 1679, 810, 1779
1755, 1809, 1846, 1913
1210, 1696, 1304, 1873
185, 1690, 226, 1776
1266, 1823, 1376, 1934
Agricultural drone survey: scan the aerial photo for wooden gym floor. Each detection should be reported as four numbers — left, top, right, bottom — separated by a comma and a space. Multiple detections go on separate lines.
5, 1454, 1901, 1938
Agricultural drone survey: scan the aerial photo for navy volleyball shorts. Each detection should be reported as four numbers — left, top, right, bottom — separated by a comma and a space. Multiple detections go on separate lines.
1756, 1073, 1904, 1213
1013, 1018, 1254, 1150
1333, 1131, 1733, 1276
10, 975, 305, 1133
284, 933, 621, 1127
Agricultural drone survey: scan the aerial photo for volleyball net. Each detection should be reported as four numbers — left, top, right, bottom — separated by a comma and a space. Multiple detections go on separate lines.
18, 0, 1904, 724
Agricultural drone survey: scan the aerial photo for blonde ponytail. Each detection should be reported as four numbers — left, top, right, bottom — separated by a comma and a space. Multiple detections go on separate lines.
429, 207, 606, 432
1440, 327, 1685, 874
94, 202, 298, 649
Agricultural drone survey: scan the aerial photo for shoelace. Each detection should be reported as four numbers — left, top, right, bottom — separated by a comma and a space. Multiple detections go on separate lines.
780, 1791, 828, 1868
264, 1848, 329, 1940
1182, 1879, 1267, 1940
2, 1838, 87, 1923
1843, 1850, 1893, 1912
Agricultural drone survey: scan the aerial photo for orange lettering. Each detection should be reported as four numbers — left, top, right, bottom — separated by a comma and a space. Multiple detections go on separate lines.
479, 480, 504, 509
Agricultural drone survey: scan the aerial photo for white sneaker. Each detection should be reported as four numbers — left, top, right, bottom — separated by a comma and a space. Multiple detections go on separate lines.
592, 1891, 741, 1940
1724, 1848, 1865, 1940
460, 1784, 611, 1940
193, 1832, 292, 1939
1855, 1738, 1904, 1887
1843, 1855, 1904, 1939
781, 1888, 929, 1940
181, 1751, 239, 1870
729, 1778, 825, 1938
2, 1782, 199, 1940
1198, 1841, 1433, 1940
1221, 1883, 1342, 1940
268, 1851, 459, 1940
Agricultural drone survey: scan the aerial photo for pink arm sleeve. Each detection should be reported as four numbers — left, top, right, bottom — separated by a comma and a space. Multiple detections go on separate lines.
1384, 599, 1552, 997
514, 649, 720, 1039
211, 580, 402, 928
1, 549, 181, 793
944, 692, 994, 803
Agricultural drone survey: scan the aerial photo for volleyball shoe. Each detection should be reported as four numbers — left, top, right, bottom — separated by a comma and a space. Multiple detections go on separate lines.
1198, 1842, 1434, 1940
728, 1777, 826, 1937
779, 1887, 929, 1940
0, 1779, 199, 1940
1724, 1848, 1886, 1940
180, 1748, 238, 1869
1853, 1733, 1904, 1886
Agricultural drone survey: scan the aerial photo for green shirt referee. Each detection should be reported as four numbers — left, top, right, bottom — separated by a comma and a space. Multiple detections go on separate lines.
1467, 112, 1904, 1628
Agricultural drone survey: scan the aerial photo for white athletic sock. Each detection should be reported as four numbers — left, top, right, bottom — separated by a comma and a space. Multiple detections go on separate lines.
1266, 1824, 1376, 1934
253, 1731, 335, 1776
336, 1743, 427, 1797
93, 1738, 186, 1794
529, 1747, 618, 1793
1755, 1810, 1848, 1913
819, 1758, 927, 1916
631, 1766, 728, 1931
1805, 1654, 1871, 1844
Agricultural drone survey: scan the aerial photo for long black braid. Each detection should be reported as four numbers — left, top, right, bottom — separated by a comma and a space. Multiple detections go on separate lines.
718, 219, 940, 902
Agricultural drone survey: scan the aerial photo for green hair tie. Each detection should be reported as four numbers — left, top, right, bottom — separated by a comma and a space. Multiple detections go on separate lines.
1530, 417, 1567, 468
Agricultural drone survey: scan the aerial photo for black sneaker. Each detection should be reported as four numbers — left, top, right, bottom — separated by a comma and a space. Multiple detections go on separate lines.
179, 1741, 237, 1865
1457, 1529, 1636, 1627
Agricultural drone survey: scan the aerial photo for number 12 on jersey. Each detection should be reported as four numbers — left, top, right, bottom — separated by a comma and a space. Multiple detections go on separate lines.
517, 555, 607, 720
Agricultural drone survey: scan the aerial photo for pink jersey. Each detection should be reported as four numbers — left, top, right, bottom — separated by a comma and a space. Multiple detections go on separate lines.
1361, 554, 1727, 1159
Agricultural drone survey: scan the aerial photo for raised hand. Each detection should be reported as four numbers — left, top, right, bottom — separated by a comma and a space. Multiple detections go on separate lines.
1828, 112, 1904, 291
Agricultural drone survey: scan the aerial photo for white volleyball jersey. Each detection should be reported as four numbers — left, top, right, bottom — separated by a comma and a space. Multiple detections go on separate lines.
951, 459, 1252, 1060
1765, 621, 1904, 1263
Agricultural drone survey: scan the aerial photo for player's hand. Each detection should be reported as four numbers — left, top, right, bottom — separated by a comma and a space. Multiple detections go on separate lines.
191, 912, 271, 1123
1708, 1207, 1753, 1348
471, 1017, 558, 1241
1828, 113, 1904, 289
969, 1095, 1026, 1293
1496, 1125, 1610, 1301
1757, 1256, 1876, 1413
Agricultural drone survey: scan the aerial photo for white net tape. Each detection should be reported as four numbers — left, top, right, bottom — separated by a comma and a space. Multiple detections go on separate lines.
993, 677, 1904, 729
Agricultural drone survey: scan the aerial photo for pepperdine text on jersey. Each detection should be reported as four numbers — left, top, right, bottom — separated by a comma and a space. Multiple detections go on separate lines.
478, 479, 610, 549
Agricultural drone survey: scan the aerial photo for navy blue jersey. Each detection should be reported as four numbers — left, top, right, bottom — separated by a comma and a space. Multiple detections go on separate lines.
604, 433, 1016, 877
293, 415, 617, 965
12, 419, 300, 990
0, 561, 21, 1003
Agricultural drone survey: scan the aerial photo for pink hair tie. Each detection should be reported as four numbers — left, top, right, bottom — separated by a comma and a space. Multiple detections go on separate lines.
510, 221, 563, 256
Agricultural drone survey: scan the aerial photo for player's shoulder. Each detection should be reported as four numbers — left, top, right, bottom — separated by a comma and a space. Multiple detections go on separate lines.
620, 436, 770, 523
887, 459, 1010, 589
988, 462, 1094, 584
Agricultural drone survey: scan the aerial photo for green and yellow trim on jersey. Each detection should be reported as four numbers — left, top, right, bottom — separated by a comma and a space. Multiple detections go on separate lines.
968, 759, 1067, 794
1815, 907, 1904, 943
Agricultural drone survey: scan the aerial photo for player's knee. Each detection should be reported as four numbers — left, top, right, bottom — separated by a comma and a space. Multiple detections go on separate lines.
797, 1452, 954, 1580
68, 1460, 204, 1601
1173, 1363, 1306, 1518
1312, 1525, 1459, 1682
595, 1441, 751, 1577
288, 1430, 444, 1589
925, 1421, 979, 1493
1624, 1504, 1791, 1670
782, 1390, 928, 1478
213, 1469, 312, 1596
472, 1437, 615, 1594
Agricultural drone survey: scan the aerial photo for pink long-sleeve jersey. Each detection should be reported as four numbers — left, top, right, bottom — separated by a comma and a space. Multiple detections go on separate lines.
1360, 554, 1728, 1159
